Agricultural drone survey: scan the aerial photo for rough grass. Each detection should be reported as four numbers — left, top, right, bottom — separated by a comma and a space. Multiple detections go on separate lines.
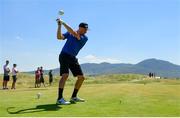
0, 73, 180, 117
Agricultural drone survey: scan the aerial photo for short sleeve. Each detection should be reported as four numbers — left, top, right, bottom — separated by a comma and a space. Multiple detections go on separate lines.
63, 32, 70, 39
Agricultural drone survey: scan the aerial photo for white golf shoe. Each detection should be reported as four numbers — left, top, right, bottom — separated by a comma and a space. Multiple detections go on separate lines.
56, 98, 71, 105
70, 97, 85, 103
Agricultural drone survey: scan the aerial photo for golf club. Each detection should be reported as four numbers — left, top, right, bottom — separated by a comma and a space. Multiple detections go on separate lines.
56, 10, 64, 23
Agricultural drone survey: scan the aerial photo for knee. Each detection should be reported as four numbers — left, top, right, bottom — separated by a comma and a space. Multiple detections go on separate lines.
61, 73, 69, 80
77, 75, 85, 81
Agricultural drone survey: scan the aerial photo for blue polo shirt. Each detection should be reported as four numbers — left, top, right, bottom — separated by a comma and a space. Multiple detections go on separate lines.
61, 32, 88, 57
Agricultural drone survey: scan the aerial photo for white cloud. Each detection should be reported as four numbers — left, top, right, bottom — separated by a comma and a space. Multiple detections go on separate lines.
15, 36, 23, 41
79, 54, 121, 64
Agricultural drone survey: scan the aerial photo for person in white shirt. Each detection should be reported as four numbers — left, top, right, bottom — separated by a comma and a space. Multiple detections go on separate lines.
3, 60, 10, 89
11, 64, 18, 89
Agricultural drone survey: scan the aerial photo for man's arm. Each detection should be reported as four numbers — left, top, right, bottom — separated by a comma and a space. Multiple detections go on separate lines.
15, 68, 18, 73
57, 21, 65, 40
6, 67, 10, 72
58, 19, 80, 40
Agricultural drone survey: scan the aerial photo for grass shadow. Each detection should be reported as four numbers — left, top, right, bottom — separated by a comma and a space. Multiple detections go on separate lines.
7, 104, 61, 114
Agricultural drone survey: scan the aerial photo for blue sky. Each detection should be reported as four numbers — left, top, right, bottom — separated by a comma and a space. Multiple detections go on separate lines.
0, 0, 180, 72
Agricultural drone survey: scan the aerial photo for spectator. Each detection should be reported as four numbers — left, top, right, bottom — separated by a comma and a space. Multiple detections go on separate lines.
11, 64, 18, 89
35, 67, 40, 88
49, 70, 53, 86
3, 60, 10, 89
40, 66, 45, 87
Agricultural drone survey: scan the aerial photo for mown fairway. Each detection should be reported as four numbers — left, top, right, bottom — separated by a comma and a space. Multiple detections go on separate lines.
0, 74, 180, 117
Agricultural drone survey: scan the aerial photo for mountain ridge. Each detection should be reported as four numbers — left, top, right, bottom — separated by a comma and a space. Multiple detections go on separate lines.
25, 58, 180, 78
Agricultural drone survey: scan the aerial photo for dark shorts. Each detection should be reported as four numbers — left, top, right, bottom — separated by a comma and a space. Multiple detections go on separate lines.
12, 75, 17, 83
3, 75, 10, 81
59, 52, 83, 77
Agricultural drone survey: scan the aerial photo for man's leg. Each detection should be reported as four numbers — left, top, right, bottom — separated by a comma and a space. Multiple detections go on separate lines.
4, 81, 8, 89
11, 77, 15, 89
11, 82, 14, 89
2, 80, 5, 89
37, 79, 40, 88
42, 79, 46, 87
57, 73, 71, 105
58, 73, 69, 100
71, 75, 85, 98
70, 75, 85, 103
3, 76, 6, 89
57, 53, 72, 105
35, 79, 37, 88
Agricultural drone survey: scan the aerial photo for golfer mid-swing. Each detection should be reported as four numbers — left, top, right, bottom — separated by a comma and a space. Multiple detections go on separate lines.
56, 18, 88, 105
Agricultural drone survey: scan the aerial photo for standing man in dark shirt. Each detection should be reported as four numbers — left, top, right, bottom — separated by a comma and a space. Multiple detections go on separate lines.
40, 66, 45, 87
49, 70, 53, 86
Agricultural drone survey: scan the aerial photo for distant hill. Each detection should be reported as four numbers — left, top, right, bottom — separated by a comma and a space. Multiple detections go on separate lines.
80, 59, 180, 77
26, 58, 180, 78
